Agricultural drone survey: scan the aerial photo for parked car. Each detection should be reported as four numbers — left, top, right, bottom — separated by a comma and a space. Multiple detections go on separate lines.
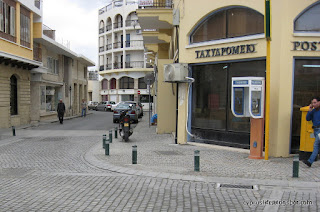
124, 101, 143, 118
96, 101, 117, 111
88, 101, 98, 110
113, 103, 139, 123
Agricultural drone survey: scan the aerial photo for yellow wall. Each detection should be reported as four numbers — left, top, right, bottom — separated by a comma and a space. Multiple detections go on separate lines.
173, 0, 320, 157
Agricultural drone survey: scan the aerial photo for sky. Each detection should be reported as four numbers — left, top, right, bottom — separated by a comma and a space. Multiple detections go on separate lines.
43, 0, 111, 69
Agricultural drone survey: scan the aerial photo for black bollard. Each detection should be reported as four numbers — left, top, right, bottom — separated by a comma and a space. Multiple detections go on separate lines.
132, 145, 137, 164
194, 150, 200, 172
115, 127, 118, 139
109, 130, 112, 143
12, 126, 16, 136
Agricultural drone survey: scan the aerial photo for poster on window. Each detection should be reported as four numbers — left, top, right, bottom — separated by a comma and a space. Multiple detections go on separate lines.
138, 0, 153, 6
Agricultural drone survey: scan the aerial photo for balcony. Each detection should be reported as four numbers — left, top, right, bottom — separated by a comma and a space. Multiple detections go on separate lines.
106, 64, 112, 70
106, 24, 112, 32
126, 20, 139, 28
99, 28, 105, 34
113, 41, 123, 49
114, 22, 123, 30
99, 46, 105, 53
99, 65, 104, 71
34, 0, 41, 9
125, 61, 144, 69
138, 0, 173, 8
33, 43, 42, 62
113, 62, 123, 69
125, 40, 144, 48
106, 44, 112, 51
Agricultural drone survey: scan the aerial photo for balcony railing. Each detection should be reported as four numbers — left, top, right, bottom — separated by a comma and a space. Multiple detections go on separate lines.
99, 28, 105, 34
114, 62, 123, 69
125, 40, 144, 48
106, 44, 112, 51
99, 65, 104, 71
138, 0, 173, 8
106, 24, 112, 32
125, 61, 144, 69
99, 46, 105, 52
113, 41, 123, 49
114, 22, 123, 29
34, 0, 41, 9
125, 20, 139, 28
106, 64, 112, 70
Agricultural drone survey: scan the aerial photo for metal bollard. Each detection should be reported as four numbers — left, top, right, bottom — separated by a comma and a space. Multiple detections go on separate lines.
102, 134, 106, 148
109, 130, 113, 143
105, 140, 110, 156
194, 150, 200, 172
292, 155, 299, 178
115, 127, 118, 139
132, 145, 137, 164
12, 126, 16, 136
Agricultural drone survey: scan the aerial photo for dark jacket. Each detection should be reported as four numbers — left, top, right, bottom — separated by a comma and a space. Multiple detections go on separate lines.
57, 102, 65, 114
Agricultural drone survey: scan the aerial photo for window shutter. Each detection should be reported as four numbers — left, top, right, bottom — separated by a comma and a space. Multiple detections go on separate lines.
10, 6, 14, 36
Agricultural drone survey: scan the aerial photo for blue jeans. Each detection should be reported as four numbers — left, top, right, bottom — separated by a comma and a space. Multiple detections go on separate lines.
308, 128, 320, 164
81, 108, 86, 117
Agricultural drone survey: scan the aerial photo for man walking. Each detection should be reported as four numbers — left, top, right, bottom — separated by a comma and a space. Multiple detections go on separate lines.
57, 99, 66, 124
81, 99, 87, 117
303, 97, 320, 167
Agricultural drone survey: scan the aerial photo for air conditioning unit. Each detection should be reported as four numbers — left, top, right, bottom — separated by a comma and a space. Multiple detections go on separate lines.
164, 63, 188, 83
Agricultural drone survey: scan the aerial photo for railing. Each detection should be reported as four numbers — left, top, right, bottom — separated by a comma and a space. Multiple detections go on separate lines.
125, 61, 144, 69
114, 62, 123, 69
106, 44, 112, 51
114, 22, 123, 29
125, 20, 139, 27
99, 28, 105, 34
43, 25, 55, 40
33, 43, 42, 62
88, 71, 99, 80
106, 64, 112, 70
99, 65, 104, 71
125, 40, 144, 48
138, 0, 173, 8
34, 0, 41, 9
99, 46, 105, 52
106, 24, 112, 32
113, 42, 123, 49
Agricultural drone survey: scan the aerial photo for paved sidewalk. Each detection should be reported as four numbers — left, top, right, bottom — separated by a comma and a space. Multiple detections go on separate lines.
87, 117, 320, 190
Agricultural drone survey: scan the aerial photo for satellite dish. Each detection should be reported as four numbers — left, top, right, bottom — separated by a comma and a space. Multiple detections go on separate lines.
144, 73, 155, 85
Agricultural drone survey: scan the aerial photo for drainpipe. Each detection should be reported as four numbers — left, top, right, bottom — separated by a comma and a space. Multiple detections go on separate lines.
174, 26, 180, 144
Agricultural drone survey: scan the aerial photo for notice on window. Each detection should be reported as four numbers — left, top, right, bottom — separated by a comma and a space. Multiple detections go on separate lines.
138, 0, 153, 6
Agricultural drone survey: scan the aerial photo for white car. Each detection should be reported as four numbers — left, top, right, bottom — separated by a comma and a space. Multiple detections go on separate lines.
96, 101, 117, 111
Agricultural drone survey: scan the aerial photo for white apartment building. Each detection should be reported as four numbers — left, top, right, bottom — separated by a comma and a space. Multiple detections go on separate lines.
98, 0, 154, 108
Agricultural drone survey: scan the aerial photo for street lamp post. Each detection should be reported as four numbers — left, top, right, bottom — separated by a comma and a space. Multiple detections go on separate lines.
69, 86, 72, 111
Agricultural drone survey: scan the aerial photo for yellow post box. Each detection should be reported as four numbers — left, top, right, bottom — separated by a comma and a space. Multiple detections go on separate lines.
299, 106, 315, 160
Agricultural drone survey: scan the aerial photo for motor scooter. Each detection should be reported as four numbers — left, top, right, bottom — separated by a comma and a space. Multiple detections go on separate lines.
118, 110, 133, 141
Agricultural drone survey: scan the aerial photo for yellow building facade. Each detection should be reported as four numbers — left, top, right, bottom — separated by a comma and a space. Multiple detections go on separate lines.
137, 0, 320, 157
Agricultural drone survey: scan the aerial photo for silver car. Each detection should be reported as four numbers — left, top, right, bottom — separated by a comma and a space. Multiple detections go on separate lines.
96, 101, 116, 111
124, 101, 143, 118
113, 104, 138, 123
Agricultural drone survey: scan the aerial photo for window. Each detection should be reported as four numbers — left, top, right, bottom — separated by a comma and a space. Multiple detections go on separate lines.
0, 0, 16, 42
20, 6, 30, 48
110, 78, 116, 89
10, 75, 17, 115
138, 77, 147, 89
40, 86, 59, 112
102, 79, 108, 90
140, 95, 153, 103
190, 7, 264, 44
295, 2, 320, 32
47, 57, 59, 74
120, 77, 134, 89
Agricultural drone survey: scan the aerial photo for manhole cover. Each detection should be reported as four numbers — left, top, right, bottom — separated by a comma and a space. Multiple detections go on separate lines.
155, 151, 183, 156
217, 183, 255, 190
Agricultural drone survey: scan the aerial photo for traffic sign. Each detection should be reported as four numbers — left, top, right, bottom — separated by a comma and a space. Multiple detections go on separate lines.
137, 90, 140, 95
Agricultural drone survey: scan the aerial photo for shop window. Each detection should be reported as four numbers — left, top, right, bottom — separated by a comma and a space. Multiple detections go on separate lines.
120, 77, 134, 89
191, 60, 265, 147
121, 95, 134, 101
294, 2, 320, 32
40, 86, 59, 112
10, 75, 17, 115
140, 95, 153, 103
190, 7, 264, 44
138, 77, 147, 89
0, 0, 16, 42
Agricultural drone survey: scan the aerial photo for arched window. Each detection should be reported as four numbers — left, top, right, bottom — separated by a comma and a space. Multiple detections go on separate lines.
114, 14, 123, 29
294, 2, 320, 32
106, 17, 112, 31
101, 79, 108, 90
110, 78, 116, 89
99, 20, 105, 34
190, 7, 264, 44
138, 77, 147, 89
120, 77, 134, 89
10, 75, 18, 115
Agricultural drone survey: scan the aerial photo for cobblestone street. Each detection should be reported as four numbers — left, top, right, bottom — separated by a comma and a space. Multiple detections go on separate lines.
0, 112, 319, 211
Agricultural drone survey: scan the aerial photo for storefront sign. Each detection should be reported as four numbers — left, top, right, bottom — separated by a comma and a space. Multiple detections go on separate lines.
195, 44, 256, 59
293, 41, 320, 51
138, 0, 153, 6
